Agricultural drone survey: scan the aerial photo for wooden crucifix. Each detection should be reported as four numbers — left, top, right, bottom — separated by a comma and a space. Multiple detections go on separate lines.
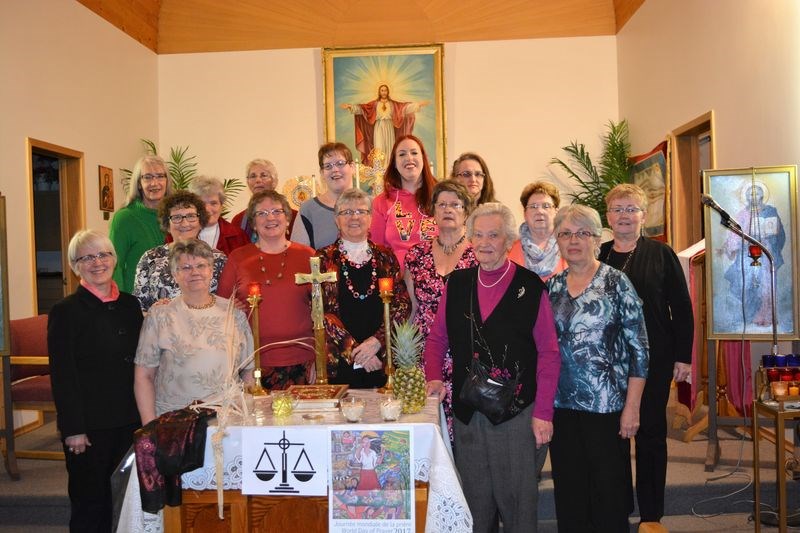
295, 256, 337, 384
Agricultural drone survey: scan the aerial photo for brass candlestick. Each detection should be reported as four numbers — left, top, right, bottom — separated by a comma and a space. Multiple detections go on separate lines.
247, 284, 266, 396
378, 278, 394, 394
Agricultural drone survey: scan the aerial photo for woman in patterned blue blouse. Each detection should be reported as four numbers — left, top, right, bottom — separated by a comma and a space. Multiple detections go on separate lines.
546, 204, 649, 532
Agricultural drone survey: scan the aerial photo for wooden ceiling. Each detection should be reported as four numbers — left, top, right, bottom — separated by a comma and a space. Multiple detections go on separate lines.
76, 0, 645, 55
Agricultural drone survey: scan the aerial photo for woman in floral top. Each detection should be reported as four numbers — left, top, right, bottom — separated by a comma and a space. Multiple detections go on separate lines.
404, 180, 477, 443
546, 204, 648, 532
133, 191, 226, 311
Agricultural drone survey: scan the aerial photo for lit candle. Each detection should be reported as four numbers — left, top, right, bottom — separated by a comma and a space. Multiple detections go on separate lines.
249, 282, 261, 297
355, 160, 361, 190
790, 386, 800, 396
378, 277, 393, 294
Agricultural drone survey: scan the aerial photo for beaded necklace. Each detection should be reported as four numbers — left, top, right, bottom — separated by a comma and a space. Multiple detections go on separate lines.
257, 243, 288, 286
339, 240, 377, 300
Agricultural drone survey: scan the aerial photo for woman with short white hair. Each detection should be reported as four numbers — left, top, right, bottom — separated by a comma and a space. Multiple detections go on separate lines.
188, 175, 249, 254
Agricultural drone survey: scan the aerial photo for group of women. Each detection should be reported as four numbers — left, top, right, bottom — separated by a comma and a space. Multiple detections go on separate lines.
47, 133, 692, 533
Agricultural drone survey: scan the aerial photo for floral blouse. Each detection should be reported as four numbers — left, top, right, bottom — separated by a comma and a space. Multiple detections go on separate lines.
134, 295, 253, 416
547, 263, 649, 413
132, 244, 227, 311
404, 241, 478, 339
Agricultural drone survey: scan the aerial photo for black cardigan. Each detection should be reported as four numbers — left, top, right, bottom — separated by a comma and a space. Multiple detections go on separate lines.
47, 285, 143, 437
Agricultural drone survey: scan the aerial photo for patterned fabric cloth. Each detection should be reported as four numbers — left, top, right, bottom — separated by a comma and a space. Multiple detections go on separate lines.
259, 362, 311, 390
516, 223, 567, 279
133, 407, 215, 513
404, 240, 477, 441
134, 295, 253, 416
132, 244, 227, 311
547, 263, 649, 413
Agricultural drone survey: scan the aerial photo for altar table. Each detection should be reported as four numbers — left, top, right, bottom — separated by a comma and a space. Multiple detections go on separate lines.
118, 390, 472, 532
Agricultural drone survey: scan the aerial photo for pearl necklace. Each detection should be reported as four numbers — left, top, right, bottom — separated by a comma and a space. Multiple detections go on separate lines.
339, 241, 377, 300
186, 295, 216, 310
477, 260, 512, 288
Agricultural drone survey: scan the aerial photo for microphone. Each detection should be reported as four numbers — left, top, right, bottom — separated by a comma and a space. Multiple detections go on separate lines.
701, 193, 741, 229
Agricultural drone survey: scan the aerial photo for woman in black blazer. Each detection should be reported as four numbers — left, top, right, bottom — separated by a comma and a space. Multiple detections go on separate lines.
48, 230, 143, 533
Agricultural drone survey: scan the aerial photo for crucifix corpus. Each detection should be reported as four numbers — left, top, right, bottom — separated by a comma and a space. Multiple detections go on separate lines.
295, 256, 337, 384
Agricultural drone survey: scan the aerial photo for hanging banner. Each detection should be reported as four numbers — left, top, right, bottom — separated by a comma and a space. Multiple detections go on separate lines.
242, 427, 328, 496
329, 426, 415, 533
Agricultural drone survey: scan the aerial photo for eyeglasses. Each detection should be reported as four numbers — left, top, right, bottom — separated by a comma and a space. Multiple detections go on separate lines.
248, 172, 274, 181
141, 173, 167, 182
176, 263, 210, 274
556, 230, 597, 241
525, 202, 554, 210
76, 251, 114, 264
608, 206, 644, 214
254, 208, 286, 218
337, 209, 370, 217
321, 160, 350, 171
435, 202, 465, 211
169, 213, 200, 223
456, 170, 485, 179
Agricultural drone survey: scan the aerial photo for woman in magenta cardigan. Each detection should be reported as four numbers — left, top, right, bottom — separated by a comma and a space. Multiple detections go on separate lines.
369, 134, 438, 269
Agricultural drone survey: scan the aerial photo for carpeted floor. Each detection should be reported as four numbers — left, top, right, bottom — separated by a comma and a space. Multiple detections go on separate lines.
1, 416, 796, 531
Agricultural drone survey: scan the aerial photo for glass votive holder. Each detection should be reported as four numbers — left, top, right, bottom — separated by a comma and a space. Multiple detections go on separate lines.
781, 369, 794, 382
788, 354, 800, 367
340, 397, 366, 423
271, 391, 297, 417
772, 381, 789, 398
789, 385, 800, 396
767, 368, 781, 382
775, 354, 788, 367
380, 398, 403, 421
762, 354, 777, 367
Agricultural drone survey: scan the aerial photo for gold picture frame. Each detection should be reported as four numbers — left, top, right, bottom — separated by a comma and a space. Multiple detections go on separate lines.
703, 165, 799, 340
323, 44, 445, 185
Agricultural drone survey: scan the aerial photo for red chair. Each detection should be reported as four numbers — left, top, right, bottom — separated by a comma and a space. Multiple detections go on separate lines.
2, 315, 61, 480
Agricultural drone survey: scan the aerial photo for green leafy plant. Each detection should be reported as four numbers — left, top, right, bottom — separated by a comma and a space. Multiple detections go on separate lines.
120, 139, 243, 216
550, 120, 632, 223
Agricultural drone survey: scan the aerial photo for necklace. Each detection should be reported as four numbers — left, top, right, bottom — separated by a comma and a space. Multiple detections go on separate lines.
477, 260, 512, 288
257, 244, 288, 286
339, 242, 377, 300
186, 295, 216, 310
604, 241, 637, 273
437, 233, 466, 255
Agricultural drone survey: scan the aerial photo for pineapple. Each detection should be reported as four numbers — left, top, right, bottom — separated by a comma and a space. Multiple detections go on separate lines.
391, 320, 426, 414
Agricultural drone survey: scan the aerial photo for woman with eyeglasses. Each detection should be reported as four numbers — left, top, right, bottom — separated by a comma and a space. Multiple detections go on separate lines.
231, 159, 297, 240
546, 204, 649, 532
599, 184, 693, 526
369, 134, 438, 269
317, 188, 410, 388
134, 240, 254, 424
132, 191, 227, 311
404, 179, 477, 443
110, 155, 174, 293
509, 181, 567, 282
218, 190, 317, 389
48, 230, 143, 532
291, 142, 356, 250
450, 152, 497, 205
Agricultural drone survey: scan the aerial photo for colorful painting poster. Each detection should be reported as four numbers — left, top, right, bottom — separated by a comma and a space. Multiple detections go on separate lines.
329, 427, 414, 533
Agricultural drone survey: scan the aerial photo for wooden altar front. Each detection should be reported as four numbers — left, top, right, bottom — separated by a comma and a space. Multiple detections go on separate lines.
163, 483, 429, 533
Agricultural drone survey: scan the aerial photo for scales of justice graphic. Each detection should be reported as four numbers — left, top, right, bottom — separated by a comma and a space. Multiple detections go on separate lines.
253, 430, 317, 493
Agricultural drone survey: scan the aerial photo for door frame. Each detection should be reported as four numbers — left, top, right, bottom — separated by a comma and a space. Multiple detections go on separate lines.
26, 138, 85, 313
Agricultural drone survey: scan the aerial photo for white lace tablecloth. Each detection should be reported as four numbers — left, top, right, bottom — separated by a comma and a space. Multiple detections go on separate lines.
118, 390, 471, 532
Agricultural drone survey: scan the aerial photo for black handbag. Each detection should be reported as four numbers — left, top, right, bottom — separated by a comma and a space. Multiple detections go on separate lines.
459, 356, 518, 424
458, 280, 519, 425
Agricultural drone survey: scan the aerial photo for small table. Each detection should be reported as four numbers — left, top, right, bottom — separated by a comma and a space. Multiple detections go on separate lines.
752, 399, 800, 532
119, 390, 471, 533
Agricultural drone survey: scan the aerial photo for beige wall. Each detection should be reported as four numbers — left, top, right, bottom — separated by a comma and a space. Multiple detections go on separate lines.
618, 0, 800, 165
0, 0, 158, 318
157, 37, 620, 221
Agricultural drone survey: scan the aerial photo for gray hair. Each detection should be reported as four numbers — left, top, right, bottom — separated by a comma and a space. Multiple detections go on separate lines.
466, 202, 518, 243
334, 188, 373, 213
124, 155, 174, 207
553, 204, 603, 257
245, 159, 278, 180
168, 239, 215, 275
189, 175, 226, 204
67, 230, 116, 275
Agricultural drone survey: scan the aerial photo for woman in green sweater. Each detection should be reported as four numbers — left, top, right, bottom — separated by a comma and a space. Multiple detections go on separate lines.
109, 155, 173, 292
